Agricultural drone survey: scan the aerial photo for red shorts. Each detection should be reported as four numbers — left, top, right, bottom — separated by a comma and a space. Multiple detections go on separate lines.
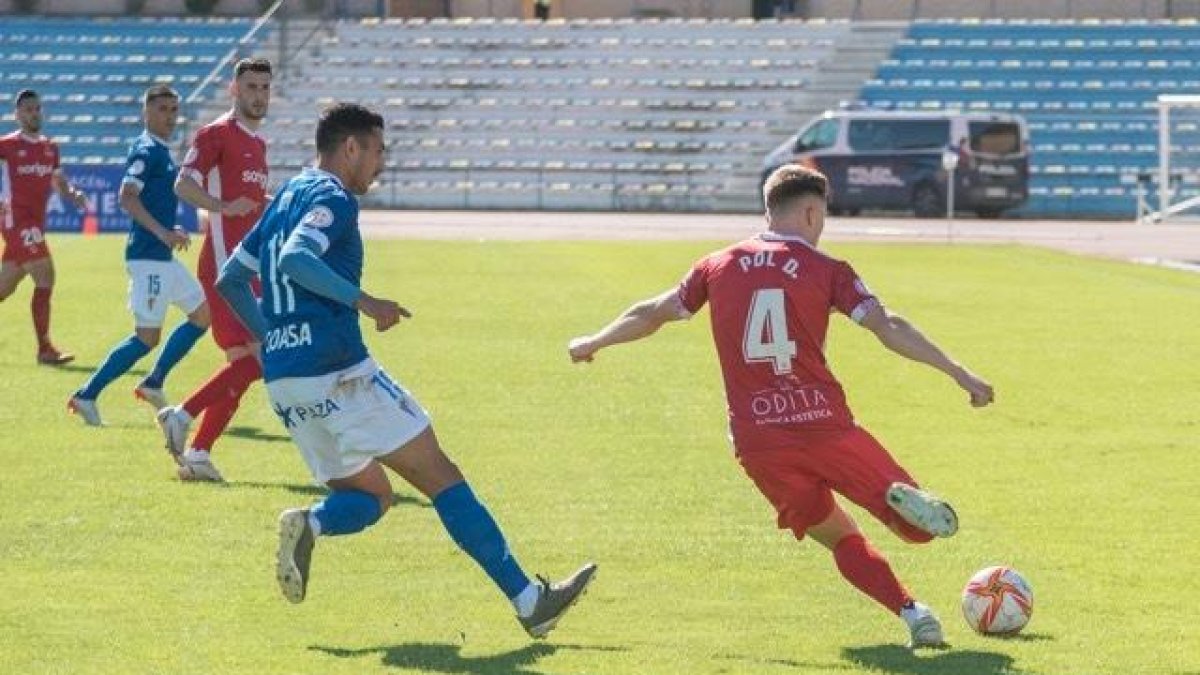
2, 223, 50, 265
736, 426, 928, 542
197, 251, 256, 351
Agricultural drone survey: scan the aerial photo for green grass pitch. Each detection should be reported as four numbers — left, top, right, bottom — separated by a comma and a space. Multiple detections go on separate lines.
1, 233, 1198, 674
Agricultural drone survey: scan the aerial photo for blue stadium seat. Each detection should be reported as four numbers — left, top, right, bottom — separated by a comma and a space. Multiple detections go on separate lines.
2, 17, 263, 164
863, 19, 1200, 217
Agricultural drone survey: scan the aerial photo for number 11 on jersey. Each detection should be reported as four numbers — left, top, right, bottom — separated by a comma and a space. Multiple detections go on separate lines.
742, 288, 797, 375
266, 233, 297, 315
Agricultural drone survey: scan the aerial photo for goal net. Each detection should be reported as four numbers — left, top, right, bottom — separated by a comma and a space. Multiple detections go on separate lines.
1142, 94, 1200, 223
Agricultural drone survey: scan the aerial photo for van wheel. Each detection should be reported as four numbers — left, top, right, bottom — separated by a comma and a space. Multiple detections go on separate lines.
912, 183, 945, 218
975, 208, 1003, 219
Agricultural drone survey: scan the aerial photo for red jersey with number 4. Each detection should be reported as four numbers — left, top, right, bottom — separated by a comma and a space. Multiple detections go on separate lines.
180, 112, 268, 274
0, 131, 59, 230
676, 232, 879, 452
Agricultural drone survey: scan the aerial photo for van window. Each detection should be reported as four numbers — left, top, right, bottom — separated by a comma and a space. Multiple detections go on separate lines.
848, 119, 949, 152
969, 122, 1022, 156
795, 118, 838, 152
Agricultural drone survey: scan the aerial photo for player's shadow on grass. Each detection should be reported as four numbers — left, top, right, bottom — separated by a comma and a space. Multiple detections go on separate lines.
310, 641, 625, 674
43, 362, 104, 375
842, 645, 1036, 675
224, 424, 290, 443
228, 480, 430, 507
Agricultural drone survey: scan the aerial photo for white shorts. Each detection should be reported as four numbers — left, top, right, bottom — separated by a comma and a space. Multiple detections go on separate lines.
125, 259, 205, 328
265, 358, 432, 484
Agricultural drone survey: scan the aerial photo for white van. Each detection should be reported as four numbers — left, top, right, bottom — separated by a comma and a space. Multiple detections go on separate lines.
762, 109, 1029, 217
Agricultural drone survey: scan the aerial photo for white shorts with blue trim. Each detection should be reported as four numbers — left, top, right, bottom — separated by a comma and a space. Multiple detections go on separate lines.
264, 358, 432, 483
125, 259, 205, 328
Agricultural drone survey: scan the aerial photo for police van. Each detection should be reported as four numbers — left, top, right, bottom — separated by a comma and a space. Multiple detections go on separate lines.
761, 109, 1029, 217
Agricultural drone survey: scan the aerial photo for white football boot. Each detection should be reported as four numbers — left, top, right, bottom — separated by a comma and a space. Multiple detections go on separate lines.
133, 382, 169, 411
276, 508, 315, 604
67, 395, 103, 427
155, 406, 190, 465
902, 602, 947, 649
886, 482, 959, 538
177, 448, 224, 482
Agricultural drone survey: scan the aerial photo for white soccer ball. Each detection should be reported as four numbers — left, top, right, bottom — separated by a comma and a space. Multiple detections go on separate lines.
961, 565, 1033, 635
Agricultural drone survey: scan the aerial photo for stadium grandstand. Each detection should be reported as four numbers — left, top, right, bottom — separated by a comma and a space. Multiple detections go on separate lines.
3, 0, 1199, 220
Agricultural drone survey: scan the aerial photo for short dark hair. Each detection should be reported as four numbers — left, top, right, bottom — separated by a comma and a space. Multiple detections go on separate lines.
763, 164, 829, 214
15, 89, 38, 107
143, 84, 180, 105
234, 57, 273, 79
316, 103, 385, 155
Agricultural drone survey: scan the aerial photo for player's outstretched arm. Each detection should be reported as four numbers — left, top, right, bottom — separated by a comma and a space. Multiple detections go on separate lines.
215, 254, 267, 341
568, 288, 688, 363
277, 234, 410, 332
858, 301, 994, 407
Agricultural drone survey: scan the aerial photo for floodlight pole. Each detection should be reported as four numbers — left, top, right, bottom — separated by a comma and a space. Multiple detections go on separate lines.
1159, 96, 1170, 216
942, 150, 959, 238
947, 166, 955, 220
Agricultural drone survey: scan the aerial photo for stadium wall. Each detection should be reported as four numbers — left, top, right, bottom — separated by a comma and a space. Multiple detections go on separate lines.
1, 0, 1195, 17
0, 0, 381, 15
388, 0, 1194, 19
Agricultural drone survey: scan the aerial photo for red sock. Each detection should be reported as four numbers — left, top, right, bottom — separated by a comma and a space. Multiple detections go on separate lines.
182, 355, 261, 418
832, 533, 913, 615
186, 356, 261, 453
31, 287, 52, 351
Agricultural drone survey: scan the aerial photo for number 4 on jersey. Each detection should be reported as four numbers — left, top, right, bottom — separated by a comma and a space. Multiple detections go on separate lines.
742, 288, 797, 375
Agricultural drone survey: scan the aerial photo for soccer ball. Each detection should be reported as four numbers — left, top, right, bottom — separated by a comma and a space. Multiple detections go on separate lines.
961, 565, 1033, 635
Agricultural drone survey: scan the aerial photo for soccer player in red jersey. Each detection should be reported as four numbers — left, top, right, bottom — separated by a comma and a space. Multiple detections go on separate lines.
155, 58, 272, 482
0, 89, 89, 364
568, 165, 995, 649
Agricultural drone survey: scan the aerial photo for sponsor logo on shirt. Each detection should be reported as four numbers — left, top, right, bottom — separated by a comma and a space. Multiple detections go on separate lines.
749, 382, 835, 426
264, 322, 313, 353
15, 163, 53, 177
242, 169, 268, 188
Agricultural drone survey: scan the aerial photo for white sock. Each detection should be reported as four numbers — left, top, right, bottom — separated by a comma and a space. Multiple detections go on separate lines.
512, 582, 540, 618
175, 407, 194, 424
307, 512, 323, 537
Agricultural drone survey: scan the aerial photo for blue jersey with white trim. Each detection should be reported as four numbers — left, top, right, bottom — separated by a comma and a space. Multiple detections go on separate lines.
122, 132, 178, 261
235, 167, 365, 382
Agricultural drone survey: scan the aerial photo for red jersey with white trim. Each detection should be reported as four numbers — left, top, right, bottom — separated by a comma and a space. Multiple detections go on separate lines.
676, 232, 879, 452
0, 131, 59, 230
180, 112, 268, 272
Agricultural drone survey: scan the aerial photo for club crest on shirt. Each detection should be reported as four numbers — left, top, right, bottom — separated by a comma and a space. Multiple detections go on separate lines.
300, 205, 334, 229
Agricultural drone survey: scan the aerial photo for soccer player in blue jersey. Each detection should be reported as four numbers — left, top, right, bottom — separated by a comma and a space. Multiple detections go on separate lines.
215, 103, 595, 637
68, 85, 210, 427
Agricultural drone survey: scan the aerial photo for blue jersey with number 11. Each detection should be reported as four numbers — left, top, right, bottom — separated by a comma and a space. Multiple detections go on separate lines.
232, 167, 365, 382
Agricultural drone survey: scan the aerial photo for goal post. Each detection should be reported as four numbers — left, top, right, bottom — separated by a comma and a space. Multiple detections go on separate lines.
1145, 94, 1200, 223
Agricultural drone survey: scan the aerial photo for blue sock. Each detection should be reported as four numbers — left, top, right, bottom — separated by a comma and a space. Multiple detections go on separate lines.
78, 335, 152, 400
434, 481, 531, 599
312, 489, 383, 536
141, 321, 207, 389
